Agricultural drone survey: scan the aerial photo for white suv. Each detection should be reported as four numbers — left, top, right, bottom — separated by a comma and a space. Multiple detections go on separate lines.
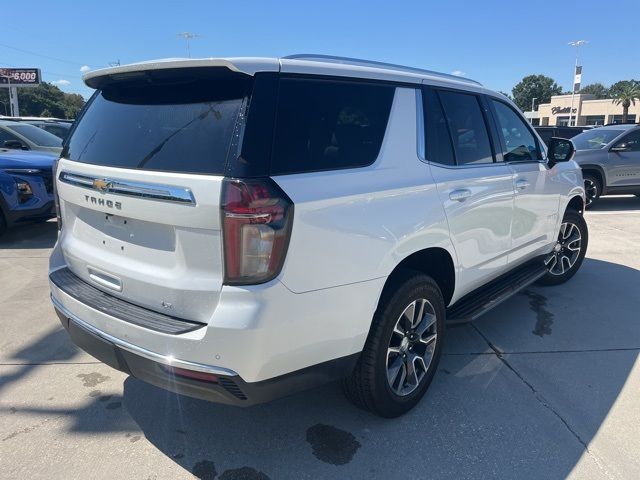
49, 55, 587, 417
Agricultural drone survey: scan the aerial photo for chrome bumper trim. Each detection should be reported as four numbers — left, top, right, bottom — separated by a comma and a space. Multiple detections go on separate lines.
51, 294, 238, 377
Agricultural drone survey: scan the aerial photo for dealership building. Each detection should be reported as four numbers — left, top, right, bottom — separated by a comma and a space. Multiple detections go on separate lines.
525, 93, 640, 126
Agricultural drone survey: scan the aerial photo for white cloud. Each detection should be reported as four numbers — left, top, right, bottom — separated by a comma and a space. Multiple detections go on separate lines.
79, 65, 91, 73
451, 70, 466, 77
52, 79, 71, 86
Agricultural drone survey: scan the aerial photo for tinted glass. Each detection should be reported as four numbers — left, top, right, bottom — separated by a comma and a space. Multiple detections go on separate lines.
438, 91, 493, 165
536, 128, 553, 146
271, 79, 394, 174
66, 72, 251, 174
572, 129, 624, 150
6, 123, 62, 147
616, 130, 640, 151
42, 124, 70, 140
491, 100, 540, 161
0, 127, 21, 145
425, 91, 455, 165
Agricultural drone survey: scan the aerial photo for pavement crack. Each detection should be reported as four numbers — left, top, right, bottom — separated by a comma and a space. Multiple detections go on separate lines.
470, 323, 615, 480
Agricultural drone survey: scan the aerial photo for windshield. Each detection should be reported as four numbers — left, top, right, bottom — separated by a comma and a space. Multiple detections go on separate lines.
5, 123, 63, 147
571, 129, 624, 150
65, 69, 252, 175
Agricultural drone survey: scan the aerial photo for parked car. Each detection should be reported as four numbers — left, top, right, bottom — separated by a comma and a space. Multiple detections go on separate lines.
535, 126, 591, 146
25, 120, 72, 140
0, 148, 56, 235
49, 56, 587, 417
570, 123, 640, 206
0, 120, 63, 154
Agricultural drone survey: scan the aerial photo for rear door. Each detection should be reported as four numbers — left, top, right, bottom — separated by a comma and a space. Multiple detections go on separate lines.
55, 68, 252, 323
424, 87, 514, 295
607, 129, 640, 187
488, 97, 559, 262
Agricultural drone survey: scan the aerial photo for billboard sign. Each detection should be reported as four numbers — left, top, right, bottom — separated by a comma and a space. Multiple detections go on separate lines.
0, 68, 41, 87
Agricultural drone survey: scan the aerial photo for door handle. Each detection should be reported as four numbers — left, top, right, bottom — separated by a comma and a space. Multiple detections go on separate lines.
449, 189, 472, 202
515, 179, 530, 190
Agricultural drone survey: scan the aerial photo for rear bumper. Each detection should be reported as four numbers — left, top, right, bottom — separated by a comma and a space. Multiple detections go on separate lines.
54, 297, 359, 406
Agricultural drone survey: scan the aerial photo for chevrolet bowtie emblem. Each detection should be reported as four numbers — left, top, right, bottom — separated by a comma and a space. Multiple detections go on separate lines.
92, 178, 111, 192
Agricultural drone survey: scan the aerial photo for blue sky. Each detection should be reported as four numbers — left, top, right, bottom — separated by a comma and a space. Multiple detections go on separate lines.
3, 0, 639, 99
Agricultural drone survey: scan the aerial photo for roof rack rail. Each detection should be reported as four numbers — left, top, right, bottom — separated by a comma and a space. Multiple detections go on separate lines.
282, 54, 482, 86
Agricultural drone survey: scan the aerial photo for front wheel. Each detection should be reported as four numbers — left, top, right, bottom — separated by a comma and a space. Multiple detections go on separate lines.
537, 210, 588, 286
342, 271, 445, 417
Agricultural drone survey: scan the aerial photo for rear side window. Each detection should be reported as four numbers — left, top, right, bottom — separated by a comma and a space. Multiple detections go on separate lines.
437, 90, 494, 165
270, 79, 395, 175
65, 70, 251, 174
6, 123, 62, 147
490, 99, 541, 161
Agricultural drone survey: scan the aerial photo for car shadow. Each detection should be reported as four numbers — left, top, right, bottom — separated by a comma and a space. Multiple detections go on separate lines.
0, 219, 57, 250
3, 258, 639, 478
588, 195, 640, 212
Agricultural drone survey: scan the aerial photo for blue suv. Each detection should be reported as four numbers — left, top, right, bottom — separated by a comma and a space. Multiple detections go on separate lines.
0, 148, 57, 235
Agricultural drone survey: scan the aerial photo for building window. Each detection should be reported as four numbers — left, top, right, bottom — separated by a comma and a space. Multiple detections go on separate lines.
585, 115, 605, 126
609, 114, 636, 124
541, 117, 549, 126
557, 116, 570, 126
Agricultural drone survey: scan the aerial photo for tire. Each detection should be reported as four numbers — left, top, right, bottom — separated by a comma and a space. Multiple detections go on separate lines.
0, 211, 6, 237
342, 270, 445, 417
583, 173, 601, 208
537, 210, 588, 286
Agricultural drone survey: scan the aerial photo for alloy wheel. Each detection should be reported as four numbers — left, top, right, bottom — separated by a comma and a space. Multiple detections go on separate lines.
386, 298, 438, 396
545, 222, 582, 276
584, 179, 598, 206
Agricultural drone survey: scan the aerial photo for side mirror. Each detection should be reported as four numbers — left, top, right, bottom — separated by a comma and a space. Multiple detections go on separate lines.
547, 137, 575, 167
610, 143, 630, 153
3, 140, 27, 150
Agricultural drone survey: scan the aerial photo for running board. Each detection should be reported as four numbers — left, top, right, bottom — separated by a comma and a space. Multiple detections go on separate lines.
446, 260, 547, 324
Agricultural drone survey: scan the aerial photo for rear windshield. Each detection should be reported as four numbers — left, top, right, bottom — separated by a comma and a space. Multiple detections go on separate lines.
65, 69, 251, 174
571, 129, 624, 150
6, 123, 62, 147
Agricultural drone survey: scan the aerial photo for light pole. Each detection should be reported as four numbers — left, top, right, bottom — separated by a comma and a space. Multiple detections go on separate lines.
568, 40, 587, 126
176, 32, 201, 58
530, 97, 537, 124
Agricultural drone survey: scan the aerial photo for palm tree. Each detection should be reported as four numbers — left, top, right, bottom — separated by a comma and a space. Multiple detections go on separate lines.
612, 82, 640, 123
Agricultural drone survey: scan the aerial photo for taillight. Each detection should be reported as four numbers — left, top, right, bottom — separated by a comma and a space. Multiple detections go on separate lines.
52, 159, 62, 231
221, 178, 293, 285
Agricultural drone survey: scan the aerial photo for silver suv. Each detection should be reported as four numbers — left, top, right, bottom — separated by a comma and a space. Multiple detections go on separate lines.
571, 124, 640, 206
49, 55, 588, 417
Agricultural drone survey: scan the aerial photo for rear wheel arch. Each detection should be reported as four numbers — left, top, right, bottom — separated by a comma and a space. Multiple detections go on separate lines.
580, 165, 606, 190
378, 247, 455, 308
566, 195, 585, 215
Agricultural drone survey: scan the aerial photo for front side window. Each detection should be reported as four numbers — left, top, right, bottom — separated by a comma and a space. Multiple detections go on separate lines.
271, 79, 395, 175
491, 99, 540, 161
571, 129, 625, 150
437, 90, 493, 165
614, 130, 640, 152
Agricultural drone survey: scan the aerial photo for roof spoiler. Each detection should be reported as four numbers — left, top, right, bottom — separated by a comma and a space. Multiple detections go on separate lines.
83, 58, 280, 89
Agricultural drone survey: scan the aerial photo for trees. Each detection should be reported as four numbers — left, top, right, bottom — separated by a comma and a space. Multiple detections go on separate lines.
511, 75, 562, 112
611, 81, 640, 124
0, 82, 85, 118
580, 83, 609, 99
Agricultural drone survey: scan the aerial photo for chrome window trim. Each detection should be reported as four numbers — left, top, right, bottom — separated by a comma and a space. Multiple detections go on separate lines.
416, 88, 427, 162
51, 293, 238, 377
58, 169, 196, 205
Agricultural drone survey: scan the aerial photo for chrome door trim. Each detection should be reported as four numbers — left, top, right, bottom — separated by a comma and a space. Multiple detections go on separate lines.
58, 170, 196, 205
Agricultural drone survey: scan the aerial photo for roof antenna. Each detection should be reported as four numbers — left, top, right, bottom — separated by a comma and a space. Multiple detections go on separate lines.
176, 32, 202, 58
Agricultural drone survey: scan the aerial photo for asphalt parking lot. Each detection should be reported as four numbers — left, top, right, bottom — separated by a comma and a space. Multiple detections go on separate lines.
1, 196, 639, 480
